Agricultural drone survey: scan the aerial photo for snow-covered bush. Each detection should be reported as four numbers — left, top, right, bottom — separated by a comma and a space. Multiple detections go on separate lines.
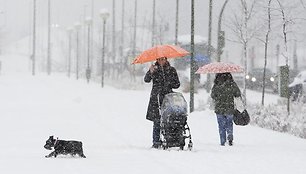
248, 102, 306, 139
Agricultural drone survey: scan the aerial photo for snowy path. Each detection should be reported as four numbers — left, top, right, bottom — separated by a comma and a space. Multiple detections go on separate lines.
0, 73, 306, 174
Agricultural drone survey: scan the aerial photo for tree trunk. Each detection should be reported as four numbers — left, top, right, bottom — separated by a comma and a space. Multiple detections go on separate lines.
261, 0, 272, 106
277, 0, 290, 115
242, 0, 248, 106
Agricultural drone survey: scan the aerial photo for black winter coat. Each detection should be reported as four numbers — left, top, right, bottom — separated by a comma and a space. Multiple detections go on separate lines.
211, 80, 241, 115
144, 62, 180, 121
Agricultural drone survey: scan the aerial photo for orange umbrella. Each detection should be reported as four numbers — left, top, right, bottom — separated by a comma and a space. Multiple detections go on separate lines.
132, 44, 189, 64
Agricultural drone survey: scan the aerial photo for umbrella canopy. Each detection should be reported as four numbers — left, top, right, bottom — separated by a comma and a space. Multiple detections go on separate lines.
132, 44, 189, 64
186, 54, 211, 64
196, 62, 243, 74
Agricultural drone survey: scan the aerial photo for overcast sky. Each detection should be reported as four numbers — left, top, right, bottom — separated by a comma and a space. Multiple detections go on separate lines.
1, 0, 305, 69
0, 0, 225, 43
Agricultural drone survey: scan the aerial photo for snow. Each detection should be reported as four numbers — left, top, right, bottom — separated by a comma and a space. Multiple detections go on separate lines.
289, 70, 306, 87
176, 35, 207, 45
0, 72, 306, 174
0, 34, 305, 174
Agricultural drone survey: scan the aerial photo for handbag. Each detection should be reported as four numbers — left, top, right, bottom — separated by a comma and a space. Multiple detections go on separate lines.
233, 96, 250, 126
233, 109, 250, 126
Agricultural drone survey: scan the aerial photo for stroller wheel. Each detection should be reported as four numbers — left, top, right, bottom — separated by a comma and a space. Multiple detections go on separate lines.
162, 140, 167, 150
188, 141, 193, 151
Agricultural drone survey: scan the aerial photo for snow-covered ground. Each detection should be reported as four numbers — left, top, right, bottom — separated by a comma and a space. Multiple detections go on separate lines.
1, 35, 305, 173
1, 72, 306, 174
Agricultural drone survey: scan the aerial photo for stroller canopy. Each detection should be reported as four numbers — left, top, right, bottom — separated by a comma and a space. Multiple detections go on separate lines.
161, 92, 188, 118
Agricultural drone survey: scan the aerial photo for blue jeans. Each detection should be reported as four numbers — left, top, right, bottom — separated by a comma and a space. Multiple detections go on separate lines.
153, 120, 161, 145
216, 114, 233, 145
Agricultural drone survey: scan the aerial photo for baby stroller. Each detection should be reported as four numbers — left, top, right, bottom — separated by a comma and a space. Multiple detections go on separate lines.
159, 92, 193, 150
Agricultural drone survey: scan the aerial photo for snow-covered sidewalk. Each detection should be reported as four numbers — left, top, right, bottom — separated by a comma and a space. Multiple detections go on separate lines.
0, 73, 306, 174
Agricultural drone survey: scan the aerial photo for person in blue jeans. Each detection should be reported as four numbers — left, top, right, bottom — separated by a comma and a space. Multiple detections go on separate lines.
211, 73, 241, 146
144, 57, 180, 148
216, 114, 234, 145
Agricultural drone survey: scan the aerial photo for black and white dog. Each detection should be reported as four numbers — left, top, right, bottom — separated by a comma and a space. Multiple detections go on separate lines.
44, 136, 86, 158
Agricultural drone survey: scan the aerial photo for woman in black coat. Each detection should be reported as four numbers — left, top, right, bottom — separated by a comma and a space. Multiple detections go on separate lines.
211, 73, 241, 146
144, 57, 180, 148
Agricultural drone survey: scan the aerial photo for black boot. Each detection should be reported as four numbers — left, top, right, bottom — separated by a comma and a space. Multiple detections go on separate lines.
152, 140, 162, 149
229, 140, 233, 146
152, 144, 159, 149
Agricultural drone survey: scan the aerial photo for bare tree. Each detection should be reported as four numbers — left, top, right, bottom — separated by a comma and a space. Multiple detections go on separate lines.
254, 0, 305, 107
261, 0, 272, 106
276, 0, 291, 114
226, 0, 304, 109
226, 0, 259, 105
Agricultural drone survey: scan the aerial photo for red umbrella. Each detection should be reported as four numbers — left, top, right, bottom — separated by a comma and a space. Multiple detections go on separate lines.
132, 44, 189, 64
196, 62, 243, 74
